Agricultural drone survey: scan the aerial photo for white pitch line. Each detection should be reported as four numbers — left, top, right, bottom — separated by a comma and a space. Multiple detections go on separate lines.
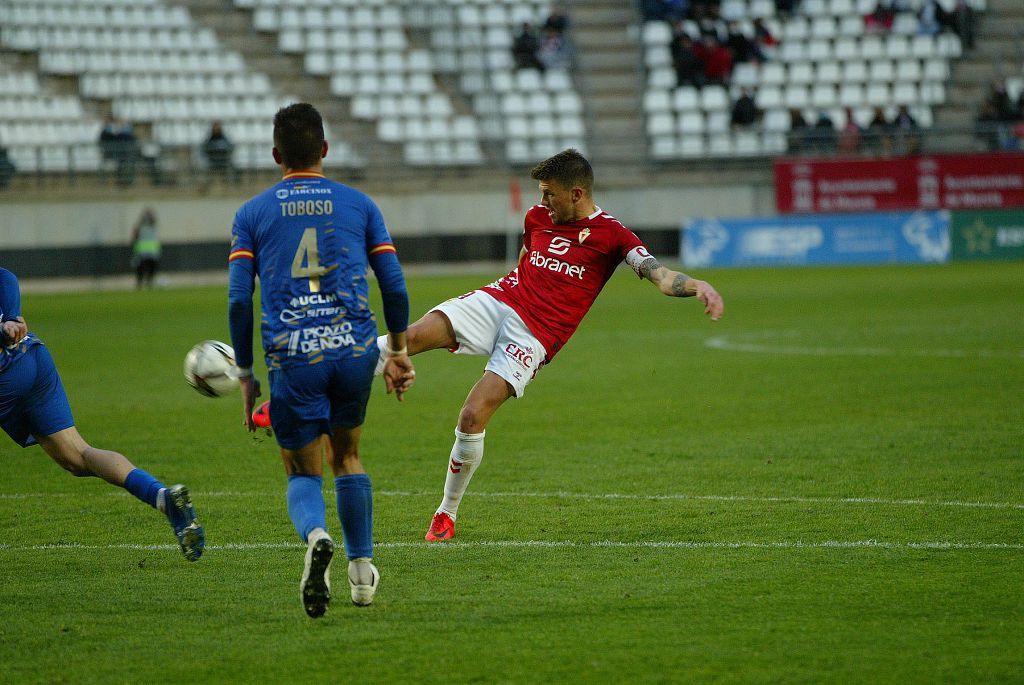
703, 336, 1024, 359
2, 490, 1022, 511
0, 539, 1021, 553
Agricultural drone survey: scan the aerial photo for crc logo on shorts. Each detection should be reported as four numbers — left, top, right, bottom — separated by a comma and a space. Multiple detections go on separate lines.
505, 343, 534, 368
548, 236, 572, 255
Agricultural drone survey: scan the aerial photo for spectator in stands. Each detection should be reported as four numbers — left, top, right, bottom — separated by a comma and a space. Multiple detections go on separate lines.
693, 35, 733, 85
974, 100, 1003, 151
538, 27, 571, 71
671, 27, 705, 87
787, 108, 811, 153
752, 18, 778, 55
774, 0, 799, 19
951, 0, 975, 49
837, 107, 863, 154
543, 5, 570, 35
726, 22, 763, 64
130, 208, 161, 290
697, 18, 725, 42
663, 0, 691, 22
987, 80, 1016, 122
640, 0, 665, 21
1016, 90, 1024, 121
866, 106, 894, 156
512, 22, 544, 71
694, 0, 722, 21
809, 111, 837, 153
864, 1, 896, 33
0, 139, 14, 190
202, 121, 236, 184
730, 89, 759, 127
917, 0, 951, 35
640, 0, 688, 22
99, 117, 139, 187
891, 104, 920, 154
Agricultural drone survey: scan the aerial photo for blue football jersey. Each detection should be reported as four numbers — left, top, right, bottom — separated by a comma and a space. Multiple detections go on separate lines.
229, 173, 396, 370
0, 268, 41, 374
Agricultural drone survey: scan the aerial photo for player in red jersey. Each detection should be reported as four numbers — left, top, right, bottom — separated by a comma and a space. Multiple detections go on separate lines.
376, 149, 724, 541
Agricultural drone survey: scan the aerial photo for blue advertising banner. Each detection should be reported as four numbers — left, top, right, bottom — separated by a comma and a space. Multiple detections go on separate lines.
682, 211, 951, 268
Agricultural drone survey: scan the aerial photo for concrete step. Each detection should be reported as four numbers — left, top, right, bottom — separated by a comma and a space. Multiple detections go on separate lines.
976, 17, 1024, 39
577, 71, 643, 93
572, 28, 637, 50
586, 93, 643, 115
590, 115, 645, 137
574, 50, 641, 71
567, 7, 636, 26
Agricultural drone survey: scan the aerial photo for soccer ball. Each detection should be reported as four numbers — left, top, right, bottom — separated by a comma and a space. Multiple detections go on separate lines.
183, 340, 238, 397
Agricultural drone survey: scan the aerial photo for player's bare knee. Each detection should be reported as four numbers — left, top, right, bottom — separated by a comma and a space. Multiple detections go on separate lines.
457, 405, 487, 434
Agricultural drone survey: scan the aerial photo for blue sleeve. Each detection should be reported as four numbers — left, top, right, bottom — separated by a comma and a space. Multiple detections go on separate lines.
227, 207, 257, 369
369, 251, 409, 333
363, 197, 409, 333
0, 268, 21, 323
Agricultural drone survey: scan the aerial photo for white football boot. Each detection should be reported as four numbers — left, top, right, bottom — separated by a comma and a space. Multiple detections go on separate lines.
300, 530, 334, 618
348, 557, 380, 606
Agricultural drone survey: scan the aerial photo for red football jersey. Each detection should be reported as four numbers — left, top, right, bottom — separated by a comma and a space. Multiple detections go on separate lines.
483, 205, 650, 360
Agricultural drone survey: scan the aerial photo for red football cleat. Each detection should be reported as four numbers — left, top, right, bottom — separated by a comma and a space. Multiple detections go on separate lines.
252, 400, 271, 429
425, 512, 455, 542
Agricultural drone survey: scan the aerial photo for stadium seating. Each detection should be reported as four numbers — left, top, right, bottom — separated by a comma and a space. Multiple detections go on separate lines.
239, 0, 585, 166
641, 0, 969, 160
0, 0, 360, 170
0, 66, 101, 173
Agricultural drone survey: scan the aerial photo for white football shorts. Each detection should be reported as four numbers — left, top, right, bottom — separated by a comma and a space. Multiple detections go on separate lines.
432, 290, 547, 398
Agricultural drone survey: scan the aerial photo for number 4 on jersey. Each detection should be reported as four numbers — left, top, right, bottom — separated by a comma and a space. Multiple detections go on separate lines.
291, 227, 335, 293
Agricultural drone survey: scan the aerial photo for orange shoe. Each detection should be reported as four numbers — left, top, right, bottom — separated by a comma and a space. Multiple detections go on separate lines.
425, 512, 455, 541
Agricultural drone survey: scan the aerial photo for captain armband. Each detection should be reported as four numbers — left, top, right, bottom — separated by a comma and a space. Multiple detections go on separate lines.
625, 246, 656, 278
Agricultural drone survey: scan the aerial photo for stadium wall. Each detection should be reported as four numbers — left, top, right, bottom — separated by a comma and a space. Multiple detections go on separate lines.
0, 181, 775, 278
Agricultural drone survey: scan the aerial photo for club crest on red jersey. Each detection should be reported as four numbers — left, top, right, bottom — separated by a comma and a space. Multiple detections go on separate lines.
578, 227, 591, 244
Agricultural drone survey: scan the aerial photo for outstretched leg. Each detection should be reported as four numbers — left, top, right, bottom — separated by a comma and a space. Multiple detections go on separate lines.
35, 427, 204, 561
426, 371, 514, 541
375, 310, 455, 374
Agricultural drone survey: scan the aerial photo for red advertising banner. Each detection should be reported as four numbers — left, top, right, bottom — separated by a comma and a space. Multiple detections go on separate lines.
774, 152, 1024, 214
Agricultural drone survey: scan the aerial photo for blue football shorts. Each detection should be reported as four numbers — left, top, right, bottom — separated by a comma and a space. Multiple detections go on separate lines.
0, 344, 75, 448
268, 353, 376, 450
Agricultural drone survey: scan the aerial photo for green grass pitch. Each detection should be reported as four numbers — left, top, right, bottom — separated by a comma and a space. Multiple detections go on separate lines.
1, 261, 1021, 683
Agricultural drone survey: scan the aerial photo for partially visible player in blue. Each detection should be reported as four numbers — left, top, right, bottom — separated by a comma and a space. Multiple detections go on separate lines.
228, 103, 415, 618
0, 267, 204, 561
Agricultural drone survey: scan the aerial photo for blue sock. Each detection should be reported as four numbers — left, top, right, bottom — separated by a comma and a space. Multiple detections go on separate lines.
335, 474, 373, 560
287, 474, 327, 542
123, 468, 165, 509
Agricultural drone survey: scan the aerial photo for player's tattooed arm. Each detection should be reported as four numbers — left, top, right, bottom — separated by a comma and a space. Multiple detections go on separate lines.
639, 257, 696, 297
628, 248, 722, 318
637, 256, 662, 281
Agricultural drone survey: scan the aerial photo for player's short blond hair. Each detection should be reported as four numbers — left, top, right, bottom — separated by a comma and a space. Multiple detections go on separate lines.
530, 149, 593, 194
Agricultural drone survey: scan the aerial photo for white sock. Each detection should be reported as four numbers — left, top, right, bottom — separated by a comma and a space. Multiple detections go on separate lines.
373, 335, 387, 376
437, 429, 485, 520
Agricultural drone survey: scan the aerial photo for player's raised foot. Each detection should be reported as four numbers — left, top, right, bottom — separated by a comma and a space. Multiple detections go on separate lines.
300, 531, 334, 618
425, 512, 455, 542
348, 557, 380, 606
162, 484, 204, 562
